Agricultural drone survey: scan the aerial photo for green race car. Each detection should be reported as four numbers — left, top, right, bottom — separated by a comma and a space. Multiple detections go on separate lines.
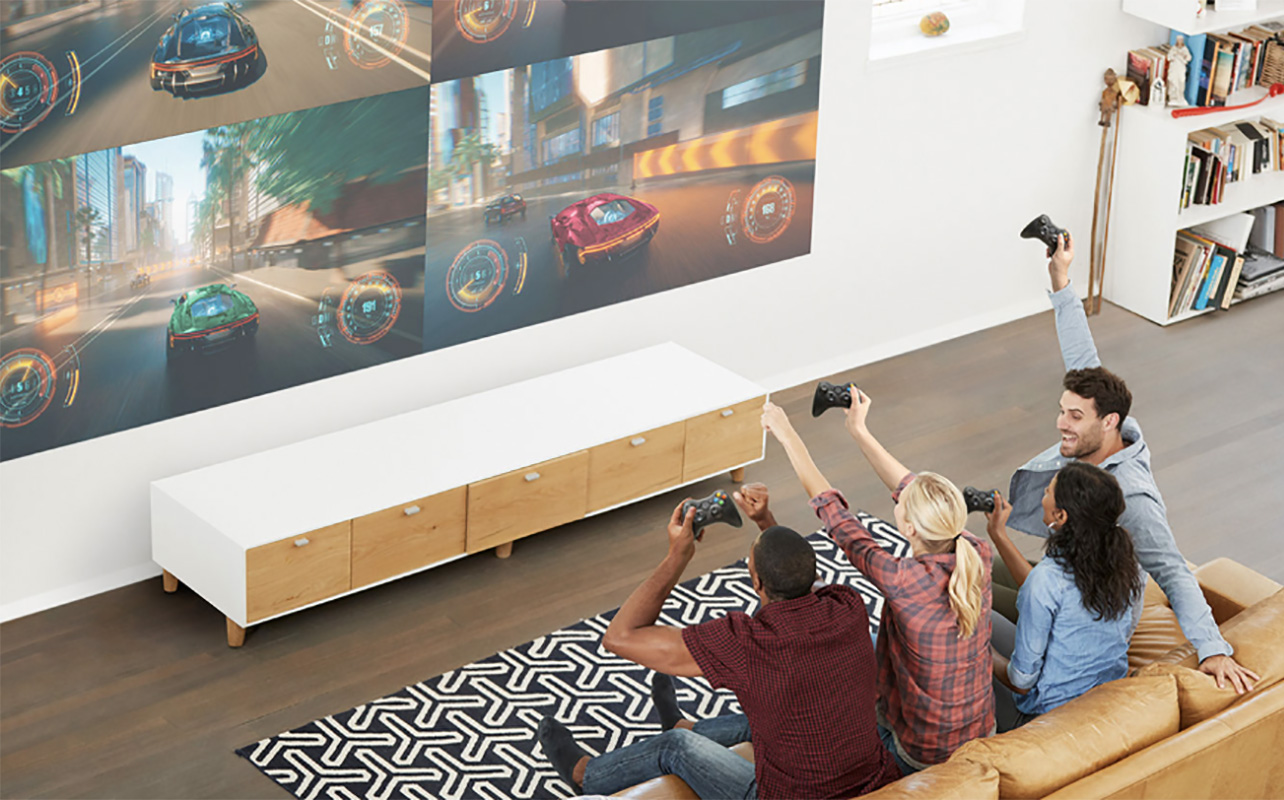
167, 282, 258, 362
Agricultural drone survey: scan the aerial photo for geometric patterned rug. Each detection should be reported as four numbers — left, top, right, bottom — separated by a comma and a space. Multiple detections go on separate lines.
236, 514, 909, 800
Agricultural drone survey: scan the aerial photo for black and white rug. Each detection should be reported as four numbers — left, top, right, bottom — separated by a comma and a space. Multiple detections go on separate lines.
237, 514, 908, 800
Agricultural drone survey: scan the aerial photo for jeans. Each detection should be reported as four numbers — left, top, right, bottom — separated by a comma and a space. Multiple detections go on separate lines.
581, 714, 755, 798
876, 725, 916, 777
991, 556, 1025, 624
990, 611, 1040, 733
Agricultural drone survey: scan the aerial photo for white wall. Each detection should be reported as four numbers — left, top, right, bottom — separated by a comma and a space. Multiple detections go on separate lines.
0, 0, 1165, 621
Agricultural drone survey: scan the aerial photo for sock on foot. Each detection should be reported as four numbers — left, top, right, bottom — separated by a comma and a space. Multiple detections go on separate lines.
537, 717, 588, 793
651, 672, 684, 731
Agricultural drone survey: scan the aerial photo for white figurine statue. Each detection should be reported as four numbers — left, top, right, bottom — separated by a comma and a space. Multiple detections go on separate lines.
1167, 35, 1192, 108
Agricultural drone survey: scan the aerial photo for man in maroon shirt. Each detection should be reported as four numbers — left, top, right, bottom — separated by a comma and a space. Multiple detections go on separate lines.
536, 489, 902, 799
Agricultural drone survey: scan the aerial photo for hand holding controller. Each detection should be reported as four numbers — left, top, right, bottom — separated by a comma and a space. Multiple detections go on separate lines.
812, 381, 855, 417
1020, 214, 1068, 257
681, 490, 744, 539
963, 486, 997, 514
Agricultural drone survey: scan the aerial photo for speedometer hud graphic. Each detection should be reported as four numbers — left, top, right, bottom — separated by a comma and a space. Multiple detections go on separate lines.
424, 8, 821, 353
0, 0, 431, 169
0, 87, 426, 462
0, 52, 61, 135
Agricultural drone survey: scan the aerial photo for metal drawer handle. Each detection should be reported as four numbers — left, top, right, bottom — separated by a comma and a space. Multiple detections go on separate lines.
631, 436, 647, 447
721, 409, 735, 418
525, 472, 541, 482
404, 505, 421, 516
294, 538, 310, 547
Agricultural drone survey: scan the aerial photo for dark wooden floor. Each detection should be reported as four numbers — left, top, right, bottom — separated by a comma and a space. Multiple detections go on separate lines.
2, 293, 1282, 799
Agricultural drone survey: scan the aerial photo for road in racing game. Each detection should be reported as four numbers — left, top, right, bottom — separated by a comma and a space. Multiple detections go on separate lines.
0, 0, 431, 168
433, 0, 814, 83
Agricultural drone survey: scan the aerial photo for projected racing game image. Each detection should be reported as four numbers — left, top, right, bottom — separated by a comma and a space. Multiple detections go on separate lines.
424, 8, 821, 352
433, 0, 815, 83
0, 86, 427, 462
0, 0, 431, 169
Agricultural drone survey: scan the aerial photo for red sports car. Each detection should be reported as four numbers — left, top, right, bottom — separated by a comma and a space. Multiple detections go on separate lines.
550, 192, 659, 275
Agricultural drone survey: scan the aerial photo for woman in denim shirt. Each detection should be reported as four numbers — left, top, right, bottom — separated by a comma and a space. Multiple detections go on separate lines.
986, 461, 1143, 731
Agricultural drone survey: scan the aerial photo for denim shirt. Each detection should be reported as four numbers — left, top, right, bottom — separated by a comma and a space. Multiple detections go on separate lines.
1009, 558, 1143, 715
1006, 282, 1231, 663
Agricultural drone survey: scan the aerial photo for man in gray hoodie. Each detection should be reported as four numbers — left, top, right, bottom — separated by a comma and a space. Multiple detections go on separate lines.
998, 230, 1258, 694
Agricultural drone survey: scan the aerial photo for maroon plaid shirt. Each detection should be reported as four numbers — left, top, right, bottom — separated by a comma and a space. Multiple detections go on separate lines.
810, 477, 995, 767
683, 584, 902, 800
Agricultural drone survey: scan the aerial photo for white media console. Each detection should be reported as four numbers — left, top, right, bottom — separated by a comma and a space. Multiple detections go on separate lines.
151, 343, 768, 645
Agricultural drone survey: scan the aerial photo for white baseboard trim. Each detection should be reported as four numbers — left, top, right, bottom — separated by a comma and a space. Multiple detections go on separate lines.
0, 562, 161, 624
758, 297, 1051, 393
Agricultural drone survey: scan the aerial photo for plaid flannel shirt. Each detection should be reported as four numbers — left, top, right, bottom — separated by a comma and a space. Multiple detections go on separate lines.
811, 475, 995, 766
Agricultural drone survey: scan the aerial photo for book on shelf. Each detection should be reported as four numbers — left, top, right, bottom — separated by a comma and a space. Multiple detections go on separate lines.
1127, 49, 1156, 105
1219, 253, 1246, 309
1169, 235, 1203, 317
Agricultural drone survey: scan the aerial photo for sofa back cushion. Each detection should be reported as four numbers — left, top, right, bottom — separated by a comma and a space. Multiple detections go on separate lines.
1135, 662, 1239, 729
951, 676, 1179, 799
1041, 681, 1284, 800
859, 758, 998, 800
1154, 590, 1284, 692
1128, 602, 1189, 669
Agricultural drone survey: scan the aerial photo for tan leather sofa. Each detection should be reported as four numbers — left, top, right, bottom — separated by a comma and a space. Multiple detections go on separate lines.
614, 558, 1284, 799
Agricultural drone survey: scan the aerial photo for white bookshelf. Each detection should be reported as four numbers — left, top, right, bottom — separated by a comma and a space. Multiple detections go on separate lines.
1103, 85, 1284, 325
1122, 0, 1284, 35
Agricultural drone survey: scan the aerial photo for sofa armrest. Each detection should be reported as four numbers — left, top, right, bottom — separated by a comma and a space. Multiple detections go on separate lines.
1195, 559, 1284, 626
860, 759, 999, 799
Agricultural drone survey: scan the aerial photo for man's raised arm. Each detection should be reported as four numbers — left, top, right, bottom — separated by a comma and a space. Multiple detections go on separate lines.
601, 503, 704, 678
1047, 231, 1103, 371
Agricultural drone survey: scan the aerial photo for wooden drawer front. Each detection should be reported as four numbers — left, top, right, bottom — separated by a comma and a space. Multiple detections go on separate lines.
246, 521, 351, 623
467, 450, 590, 553
352, 487, 468, 589
682, 396, 766, 482
588, 421, 686, 512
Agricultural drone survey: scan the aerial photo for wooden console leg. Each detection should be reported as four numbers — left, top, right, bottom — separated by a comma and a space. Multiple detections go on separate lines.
495, 542, 514, 559
730, 467, 746, 483
162, 570, 179, 593
226, 618, 246, 648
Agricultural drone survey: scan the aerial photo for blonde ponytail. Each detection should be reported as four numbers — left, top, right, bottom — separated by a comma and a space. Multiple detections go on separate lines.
948, 537, 985, 639
899, 471, 985, 638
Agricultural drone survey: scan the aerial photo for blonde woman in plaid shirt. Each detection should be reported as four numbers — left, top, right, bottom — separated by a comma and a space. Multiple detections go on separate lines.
762, 397, 994, 773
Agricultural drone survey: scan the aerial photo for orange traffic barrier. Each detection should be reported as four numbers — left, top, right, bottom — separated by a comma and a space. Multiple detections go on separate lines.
633, 111, 818, 179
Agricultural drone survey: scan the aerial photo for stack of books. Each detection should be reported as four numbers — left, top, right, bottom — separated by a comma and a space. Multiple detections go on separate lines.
1179, 119, 1284, 211
1129, 23, 1284, 110
1236, 203, 1284, 301
1234, 247, 1284, 302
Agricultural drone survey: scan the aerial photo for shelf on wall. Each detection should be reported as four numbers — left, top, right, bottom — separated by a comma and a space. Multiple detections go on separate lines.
1178, 170, 1284, 227
1123, 0, 1284, 35
1128, 86, 1284, 133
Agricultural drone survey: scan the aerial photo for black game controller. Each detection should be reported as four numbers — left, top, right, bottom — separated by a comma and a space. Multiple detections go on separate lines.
812, 381, 855, 417
1020, 214, 1068, 257
681, 490, 743, 538
963, 486, 997, 514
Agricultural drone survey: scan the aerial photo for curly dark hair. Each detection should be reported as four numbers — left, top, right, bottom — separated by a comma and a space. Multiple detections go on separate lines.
1045, 461, 1142, 621
1063, 367, 1132, 427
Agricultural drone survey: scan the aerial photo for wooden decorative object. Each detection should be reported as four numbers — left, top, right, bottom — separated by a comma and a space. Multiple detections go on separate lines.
1262, 39, 1284, 87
